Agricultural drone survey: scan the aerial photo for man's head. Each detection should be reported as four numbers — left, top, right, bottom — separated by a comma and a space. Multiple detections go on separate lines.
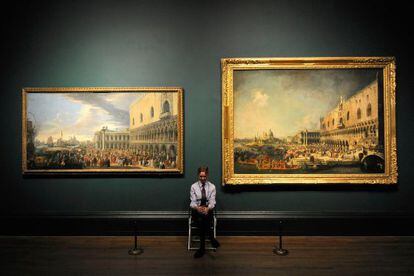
198, 166, 209, 184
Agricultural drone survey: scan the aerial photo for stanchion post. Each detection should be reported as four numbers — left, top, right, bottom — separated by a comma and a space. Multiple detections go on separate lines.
128, 220, 143, 255
273, 220, 289, 256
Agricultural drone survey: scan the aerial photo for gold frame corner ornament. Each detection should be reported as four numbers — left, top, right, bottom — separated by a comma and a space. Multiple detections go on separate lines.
221, 57, 397, 185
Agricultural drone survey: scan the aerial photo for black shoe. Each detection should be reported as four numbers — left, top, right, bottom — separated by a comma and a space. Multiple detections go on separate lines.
194, 249, 205, 258
211, 238, 220, 248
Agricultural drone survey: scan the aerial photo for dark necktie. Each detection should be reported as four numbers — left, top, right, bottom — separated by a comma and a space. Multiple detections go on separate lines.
201, 184, 207, 206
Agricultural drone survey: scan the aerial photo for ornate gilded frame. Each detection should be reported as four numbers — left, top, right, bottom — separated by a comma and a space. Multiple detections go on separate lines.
222, 57, 397, 185
22, 87, 184, 175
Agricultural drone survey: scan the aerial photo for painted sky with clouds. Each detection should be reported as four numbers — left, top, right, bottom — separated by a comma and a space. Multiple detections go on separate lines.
234, 69, 379, 139
27, 92, 144, 142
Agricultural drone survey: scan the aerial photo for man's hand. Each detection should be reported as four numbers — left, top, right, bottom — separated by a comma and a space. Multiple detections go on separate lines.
197, 206, 209, 215
202, 206, 209, 215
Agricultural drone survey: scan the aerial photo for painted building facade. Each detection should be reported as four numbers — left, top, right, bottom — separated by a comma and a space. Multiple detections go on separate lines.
319, 80, 380, 150
129, 93, 178, 160
94, 127, 130, 150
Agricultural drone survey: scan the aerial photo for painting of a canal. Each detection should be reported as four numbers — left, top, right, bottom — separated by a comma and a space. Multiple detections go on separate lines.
222, 57, 397, 185
22, 87, 183, 175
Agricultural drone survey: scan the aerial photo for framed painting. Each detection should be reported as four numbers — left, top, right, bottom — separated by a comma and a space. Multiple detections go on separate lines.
22, 87, 184, 175
222, 57, 397, 185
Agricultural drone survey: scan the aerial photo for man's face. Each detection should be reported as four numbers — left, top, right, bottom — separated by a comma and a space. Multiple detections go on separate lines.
199, 171, 207, 184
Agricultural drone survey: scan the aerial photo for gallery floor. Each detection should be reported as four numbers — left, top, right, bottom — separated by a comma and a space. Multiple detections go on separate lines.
1, 236, 413, 275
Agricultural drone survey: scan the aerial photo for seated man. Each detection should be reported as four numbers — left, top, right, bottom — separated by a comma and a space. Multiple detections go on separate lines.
190, 166, 220, 258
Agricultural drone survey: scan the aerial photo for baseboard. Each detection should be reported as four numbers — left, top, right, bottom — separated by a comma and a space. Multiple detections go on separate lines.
1, 211, 413, 236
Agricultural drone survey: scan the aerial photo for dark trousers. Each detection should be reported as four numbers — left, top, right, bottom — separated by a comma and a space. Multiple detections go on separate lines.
191, 209, 214, 250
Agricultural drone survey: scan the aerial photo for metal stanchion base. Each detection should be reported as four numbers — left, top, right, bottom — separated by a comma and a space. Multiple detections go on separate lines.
128, 248, 144, 255
273, 248, 289, 256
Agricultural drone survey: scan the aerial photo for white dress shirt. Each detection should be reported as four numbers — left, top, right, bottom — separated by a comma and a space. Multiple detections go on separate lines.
190, 181, 216, 210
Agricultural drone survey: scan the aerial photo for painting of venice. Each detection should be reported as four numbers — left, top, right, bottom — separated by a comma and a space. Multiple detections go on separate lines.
23, 88, 183, 174
233, 69, 385, 175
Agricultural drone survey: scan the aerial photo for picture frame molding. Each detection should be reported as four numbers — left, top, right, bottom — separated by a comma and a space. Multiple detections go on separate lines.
222, 57, 397, 185
22, 87, 184, 176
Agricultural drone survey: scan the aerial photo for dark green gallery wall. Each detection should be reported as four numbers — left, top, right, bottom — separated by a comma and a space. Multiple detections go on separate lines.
1, 0, 413, 214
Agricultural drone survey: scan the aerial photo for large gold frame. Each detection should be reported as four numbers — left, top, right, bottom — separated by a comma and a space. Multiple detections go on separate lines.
222, 57, 397, 185
22, 87, 184, 175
